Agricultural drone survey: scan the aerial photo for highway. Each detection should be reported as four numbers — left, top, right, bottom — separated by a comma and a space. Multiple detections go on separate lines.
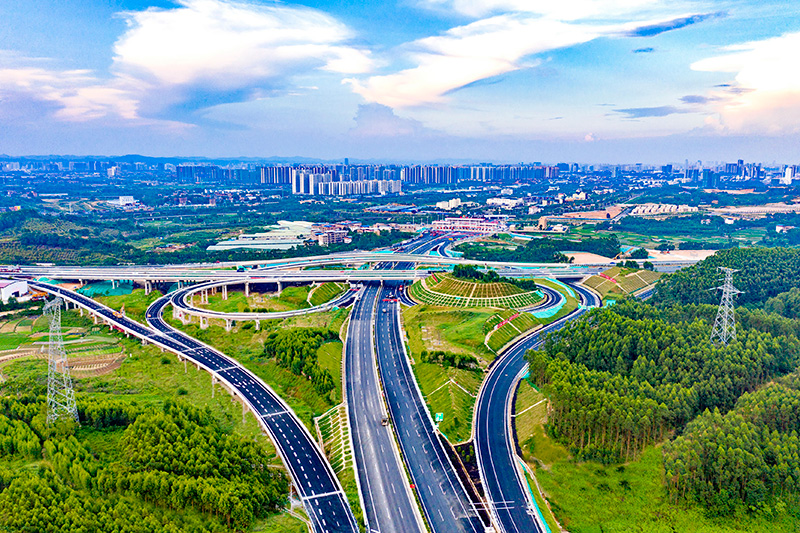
473, 282, 601, 533
144, 294, 360, 533
28, 279, 359, 533
13, 250, 695, 282
344, 283, 425, 533
375, 282, 485, 533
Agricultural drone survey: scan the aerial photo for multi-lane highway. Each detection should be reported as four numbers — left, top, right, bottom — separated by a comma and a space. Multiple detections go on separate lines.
344, 284, 425, 533
474, 282, 601, 533
24, 229, 662, 533
376, 283, 485, 533
145, 293, 359, 533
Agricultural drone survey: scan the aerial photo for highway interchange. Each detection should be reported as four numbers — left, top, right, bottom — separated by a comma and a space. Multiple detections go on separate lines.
21, 231, 680, 533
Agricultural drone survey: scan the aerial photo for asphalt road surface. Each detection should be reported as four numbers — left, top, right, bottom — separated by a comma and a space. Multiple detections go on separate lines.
474, 281, 601, 533
145, 293, 360, 533
344, 283, 425, 533
375, 282, 485, 533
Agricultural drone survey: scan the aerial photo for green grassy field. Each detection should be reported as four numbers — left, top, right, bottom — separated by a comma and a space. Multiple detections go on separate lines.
403, 305, 494, 361
308, 282, 347, 307
485, 311, 542, 353
96, 288, 164, 323
200, 286, 312, 313
316, 340, 343, 404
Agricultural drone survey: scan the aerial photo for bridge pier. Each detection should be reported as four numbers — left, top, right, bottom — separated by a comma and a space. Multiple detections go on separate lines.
255, 319, 260, 331
276, 281, 282, 293
222, 285, 228, 300
79, 307, 83, 317
245, 281, 250, 298
93, 314, 98, 325
180, 312, 189, 325
225, 319, 233, 332
141, 338, 148, 346
211, 374, 217, 398
200, 316, 208, 329
144, 280, 152, 295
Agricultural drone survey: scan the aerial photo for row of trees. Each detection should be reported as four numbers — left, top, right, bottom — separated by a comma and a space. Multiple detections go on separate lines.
664, 372, 800, 514
526, 301, 800, 463
261, 328, 338, 396
0, 398, 288, 532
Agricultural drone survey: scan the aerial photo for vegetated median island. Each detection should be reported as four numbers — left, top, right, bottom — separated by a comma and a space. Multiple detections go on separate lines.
518, 247, 800, 531
408, 265, 543, 309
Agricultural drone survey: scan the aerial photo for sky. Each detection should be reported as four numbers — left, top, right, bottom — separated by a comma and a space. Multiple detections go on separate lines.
0, 0, 799, 163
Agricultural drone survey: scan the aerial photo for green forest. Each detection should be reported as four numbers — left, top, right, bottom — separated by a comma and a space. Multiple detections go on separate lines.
0, 398, 287, 532
527, 247, 800, 516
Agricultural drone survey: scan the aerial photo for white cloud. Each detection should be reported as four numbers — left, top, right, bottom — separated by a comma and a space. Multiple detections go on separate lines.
114, 0, 372, 88
0, 0, 371, 125
691, 31, 800, 134
0, 67, 139, 122
347, 12, 707, 108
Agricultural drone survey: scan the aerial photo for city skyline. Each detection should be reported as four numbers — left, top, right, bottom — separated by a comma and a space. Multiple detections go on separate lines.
1, 0, 799, 162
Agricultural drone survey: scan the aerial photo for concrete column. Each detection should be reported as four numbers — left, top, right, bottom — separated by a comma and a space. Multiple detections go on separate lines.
211, 374, 216, 398
225, 319, 233, 332
200, 316, 208, 329
276, 281, 282, 293
141, 338, 148, 346
211, 286, 217, 295
79, 307, 84, 317
190, 294, 194, 306
93, 314, 98, 325
245, 282, 250, 298
203, 289, 208, 304
180, 312, 189, 325
183, 358, 187, 373
144, 280, 152, 295
222, 285, 228, 300
172, 306, 178, 319
255, 320, 260, 331
243, 401, 248, 423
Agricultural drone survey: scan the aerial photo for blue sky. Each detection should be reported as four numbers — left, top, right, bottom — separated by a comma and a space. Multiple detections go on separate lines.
1, 0, 799, 163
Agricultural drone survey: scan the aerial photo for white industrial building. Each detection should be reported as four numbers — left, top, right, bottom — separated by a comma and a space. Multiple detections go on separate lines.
0, 280, 28, 304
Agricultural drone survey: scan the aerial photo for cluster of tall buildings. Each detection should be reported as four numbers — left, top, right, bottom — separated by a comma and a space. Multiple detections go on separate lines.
291, 171, 402, 196
177, 162, 561, 187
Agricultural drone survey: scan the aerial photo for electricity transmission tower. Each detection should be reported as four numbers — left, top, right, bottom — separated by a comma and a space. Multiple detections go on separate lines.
710, 267, 742, 345
44, 297, 79, 425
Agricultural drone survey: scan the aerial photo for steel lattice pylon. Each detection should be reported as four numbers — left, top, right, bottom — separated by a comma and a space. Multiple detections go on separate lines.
44, 297, 79, 425
710, 267, 742, 345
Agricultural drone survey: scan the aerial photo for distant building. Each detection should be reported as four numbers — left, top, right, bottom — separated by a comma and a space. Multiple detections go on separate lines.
0, 280, 28, 304
431, 217, 504, 233
487, 197, 522, 209
318, 230, 349, 246
435, 198, 462, 210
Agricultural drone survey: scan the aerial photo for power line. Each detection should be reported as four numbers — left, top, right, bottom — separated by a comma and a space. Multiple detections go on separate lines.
710, 267, 742, 346
44, 297, 79, 425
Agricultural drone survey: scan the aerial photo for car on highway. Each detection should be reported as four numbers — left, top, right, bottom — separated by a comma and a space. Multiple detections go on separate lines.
381, 415, 390, 426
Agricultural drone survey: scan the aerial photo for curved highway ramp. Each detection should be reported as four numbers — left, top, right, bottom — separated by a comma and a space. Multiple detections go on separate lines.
29, 280, 359, 533
474, 282, 600, 533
